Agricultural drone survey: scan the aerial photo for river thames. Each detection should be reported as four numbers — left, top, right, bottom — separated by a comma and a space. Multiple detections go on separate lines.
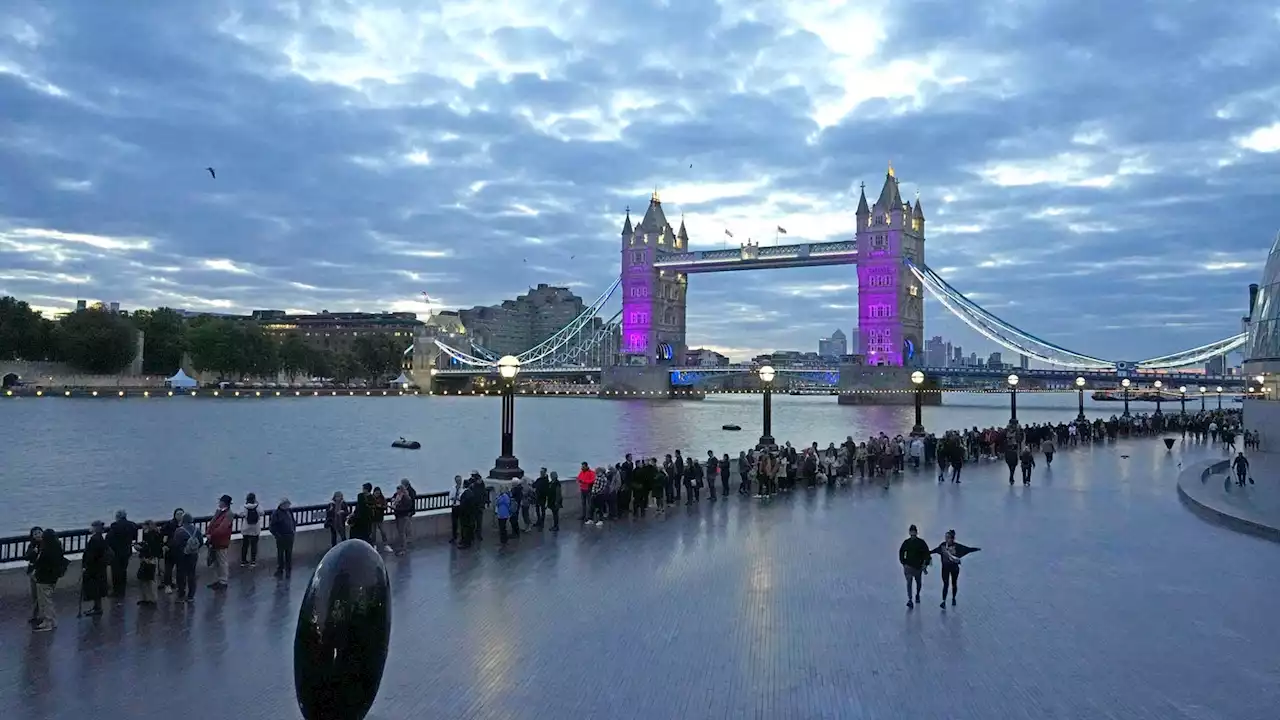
0, 392, 1154, 534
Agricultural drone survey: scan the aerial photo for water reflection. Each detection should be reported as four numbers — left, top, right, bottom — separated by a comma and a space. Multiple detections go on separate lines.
1, 392, 1115, 533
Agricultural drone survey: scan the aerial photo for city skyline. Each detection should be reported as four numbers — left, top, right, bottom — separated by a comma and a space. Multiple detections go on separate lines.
1, 2, 1277, 364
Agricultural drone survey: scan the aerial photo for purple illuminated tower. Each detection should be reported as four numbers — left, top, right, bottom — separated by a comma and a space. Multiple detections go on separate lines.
855, 165, 926, 366
620, 192, 688, 364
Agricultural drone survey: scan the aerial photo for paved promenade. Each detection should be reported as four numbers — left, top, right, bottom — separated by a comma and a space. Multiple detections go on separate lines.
4, 438, 1278, 720
1178, 450, 1280, 541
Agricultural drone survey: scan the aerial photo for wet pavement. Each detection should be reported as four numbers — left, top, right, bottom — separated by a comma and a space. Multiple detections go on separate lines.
5, 437, 1279, 720
1178, 446, 1280, 541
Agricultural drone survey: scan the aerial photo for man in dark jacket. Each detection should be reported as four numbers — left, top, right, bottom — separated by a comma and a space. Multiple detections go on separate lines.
533, 469, 551, 528
898, 524, 931, 609
269, 499, 296, 576
106, 510, 138, 599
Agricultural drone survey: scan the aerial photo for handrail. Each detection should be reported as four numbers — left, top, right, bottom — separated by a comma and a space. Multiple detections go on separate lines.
0, 489, 458, 565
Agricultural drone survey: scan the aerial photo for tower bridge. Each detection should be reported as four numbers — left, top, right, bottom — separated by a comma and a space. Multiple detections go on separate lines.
421, 166, 1251, 400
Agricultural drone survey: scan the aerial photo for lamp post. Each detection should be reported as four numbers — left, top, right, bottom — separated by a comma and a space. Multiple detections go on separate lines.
1152, 379, 1163, 416
1074, 376, 1086, 421
758, 365, 776, 449
1216, 386, 1223, 410
487, 355, 524, 480
1121, 378, 1131, 417
1179, 386, 1186, 416
1007, 374, 1019, 426
911, 370, 925, 436
1199, 385, 1206, 411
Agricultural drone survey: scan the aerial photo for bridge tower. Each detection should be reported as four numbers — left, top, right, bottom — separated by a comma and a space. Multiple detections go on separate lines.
619, 192, 688, 365
855, 166, 925, 366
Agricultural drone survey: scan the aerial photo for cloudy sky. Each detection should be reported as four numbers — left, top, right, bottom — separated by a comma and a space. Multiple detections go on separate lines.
1, 0, 1278, 363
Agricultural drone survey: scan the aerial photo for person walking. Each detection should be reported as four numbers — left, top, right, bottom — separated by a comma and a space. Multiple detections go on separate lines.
1232, 451, 1252, 487
533, 468, 550, 528
1019, 445, 1036, 486
930, 530, 981, 609
1040, 437, 1056, 468
898, 524, 931, 609
1003, 443, 1019, 485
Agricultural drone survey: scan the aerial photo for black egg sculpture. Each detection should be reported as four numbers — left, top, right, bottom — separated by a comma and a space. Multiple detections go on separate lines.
294, 539, 392, 720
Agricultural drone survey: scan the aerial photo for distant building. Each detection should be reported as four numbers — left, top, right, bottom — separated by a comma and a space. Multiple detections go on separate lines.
259, 311, 422, 355
1020, 353, 1029, 370
1204, 355, 1226, 376
818, 329, 847, 358
988, 352, 1003, 368
458, 284, 588, 357
683, 348, 730, 367
75, 299, 87, 312
925, 335, 947, 366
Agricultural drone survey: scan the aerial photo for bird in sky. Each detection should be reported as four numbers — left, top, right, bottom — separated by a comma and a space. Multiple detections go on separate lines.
206, 167, 216, 179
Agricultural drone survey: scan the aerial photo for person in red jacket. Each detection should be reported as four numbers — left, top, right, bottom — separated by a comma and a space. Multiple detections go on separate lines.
206, 494, 234, 590
576, 462, 596, 523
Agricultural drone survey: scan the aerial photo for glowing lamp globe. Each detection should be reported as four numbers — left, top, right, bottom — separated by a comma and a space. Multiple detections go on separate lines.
1216, 386, 1223, 393
910, 370, 924, 385
758, 365, 776, 383
1075, 377, 1085, 388
1007, 374, 1019, 387
1153, 380, 1162, 389
497, 355, 521, 380
1121, 378, 1131, 388
1179, 386, 1186, 394
1199, 386, 1206, 393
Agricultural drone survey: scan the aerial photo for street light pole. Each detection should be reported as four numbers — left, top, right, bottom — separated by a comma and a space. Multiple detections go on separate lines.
1121, 378, 1131, 418
1074, 376, 1086, 421
1153, 379, 1163, 416
1199, 386, 1206, 411
1007, 374, 1019, 426
1179, 386, 1186, 416
488, 355, 524, 480
911, 370, 925, 435
758, 365, 776, 449
1216, 386, 1223, 410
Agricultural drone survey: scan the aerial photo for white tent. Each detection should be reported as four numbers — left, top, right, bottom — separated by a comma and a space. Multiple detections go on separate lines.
391, 372, 412, 387
166, 369, 198, 388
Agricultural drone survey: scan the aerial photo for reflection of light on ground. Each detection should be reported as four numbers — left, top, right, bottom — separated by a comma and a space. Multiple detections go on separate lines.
466, 591, 518, 707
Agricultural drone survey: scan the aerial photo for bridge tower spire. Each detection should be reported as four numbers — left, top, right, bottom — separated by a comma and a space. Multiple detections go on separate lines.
619, 193, 686, 365
855, 167, 925, 366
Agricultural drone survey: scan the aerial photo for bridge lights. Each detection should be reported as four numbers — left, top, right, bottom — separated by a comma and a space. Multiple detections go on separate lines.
1120, 378, 1131, 418
1074, 376, 1086, 421
488, 356, 524, 480
758, 365, 776, 449
910, 370, 925, 436
1216, 386, 1223, 410
1007, 374, 1019, 426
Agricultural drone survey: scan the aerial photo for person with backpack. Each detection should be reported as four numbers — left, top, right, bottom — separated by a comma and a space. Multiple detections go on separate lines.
239, 493, 262, 568
31, 528, 66, 632
206, 495, 234, 590
269, 498, 296, 576
392, 479, 416, 555
171, 513, 203, 603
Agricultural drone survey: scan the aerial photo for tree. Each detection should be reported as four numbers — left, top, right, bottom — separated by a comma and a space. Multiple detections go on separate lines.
332, 352, 360, 383
56, 309, 138, 374
187, 320, 280, 380
0, 296, 58, 361
303, 346, 333, 380
278, 334, 309, 380
132, 307, 187, 374
352, 334, 409, 381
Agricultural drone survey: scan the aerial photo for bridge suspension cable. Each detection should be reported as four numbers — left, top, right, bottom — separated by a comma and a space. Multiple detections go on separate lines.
907, 260, 1114, 369
515, 276, 621, 365
1134, 333, 1248, 370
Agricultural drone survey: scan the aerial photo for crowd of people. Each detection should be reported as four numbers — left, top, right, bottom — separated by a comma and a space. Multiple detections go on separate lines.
21, 408, 1246, 632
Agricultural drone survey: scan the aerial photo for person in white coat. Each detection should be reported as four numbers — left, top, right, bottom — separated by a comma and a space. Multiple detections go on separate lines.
239, 493, 262, 568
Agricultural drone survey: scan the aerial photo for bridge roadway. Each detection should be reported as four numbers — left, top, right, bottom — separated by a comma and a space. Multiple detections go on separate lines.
433, 364, 1248, 386
4, 439, 1277, 719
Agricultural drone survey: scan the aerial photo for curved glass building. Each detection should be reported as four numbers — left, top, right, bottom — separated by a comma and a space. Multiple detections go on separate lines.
1245, 232, 1280, 366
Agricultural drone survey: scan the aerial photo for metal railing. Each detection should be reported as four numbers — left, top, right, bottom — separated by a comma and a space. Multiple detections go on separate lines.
0, 489, 457, 565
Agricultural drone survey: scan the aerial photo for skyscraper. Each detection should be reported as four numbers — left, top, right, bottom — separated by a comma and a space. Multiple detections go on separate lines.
818, 329, 848, 358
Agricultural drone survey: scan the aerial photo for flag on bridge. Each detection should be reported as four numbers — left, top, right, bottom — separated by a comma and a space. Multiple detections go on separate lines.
777, 226, 788, 235
724, 229, 734, 238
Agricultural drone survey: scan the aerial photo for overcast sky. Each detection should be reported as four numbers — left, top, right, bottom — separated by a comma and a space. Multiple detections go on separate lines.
1, 0, 1278, 362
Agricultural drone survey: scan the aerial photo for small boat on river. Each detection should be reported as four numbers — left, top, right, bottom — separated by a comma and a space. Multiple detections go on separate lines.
392, 438, 421, 450
722, 424, 742, 431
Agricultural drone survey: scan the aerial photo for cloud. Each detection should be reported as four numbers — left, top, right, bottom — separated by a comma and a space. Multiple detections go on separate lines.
0, 0, 1278, 363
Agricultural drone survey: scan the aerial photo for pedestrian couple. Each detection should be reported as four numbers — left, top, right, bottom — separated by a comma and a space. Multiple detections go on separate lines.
898, 526, 981, 609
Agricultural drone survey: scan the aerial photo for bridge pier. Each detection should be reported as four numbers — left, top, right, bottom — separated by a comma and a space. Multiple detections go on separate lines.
837, 365, 942, 406
599, 365, 703, 399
